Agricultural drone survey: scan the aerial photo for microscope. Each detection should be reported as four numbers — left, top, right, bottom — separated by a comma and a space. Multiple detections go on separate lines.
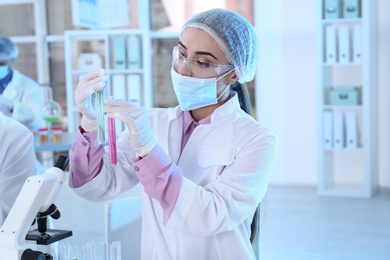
0, 155, 73, 260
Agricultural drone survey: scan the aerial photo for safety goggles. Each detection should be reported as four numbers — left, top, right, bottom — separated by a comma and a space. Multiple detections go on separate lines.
172, 46, 234, 78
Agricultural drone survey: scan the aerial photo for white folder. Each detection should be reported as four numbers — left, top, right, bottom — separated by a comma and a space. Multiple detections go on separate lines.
345, 111, 358, 149
112, 74, 126, 133
127, 74, 141, 105
338, 26, 351, 64
325, 26, 337, 64
112, 74, 126, 99
352, 24, 362, 64
127, 35, 142, 69
333, 111, 345, 149
323, 111, 333, 150
112, 36, 127, 69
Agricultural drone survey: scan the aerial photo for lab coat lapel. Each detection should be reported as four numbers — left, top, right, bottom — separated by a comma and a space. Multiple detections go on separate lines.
152, 106, 183, 165
168, 115, 183, 165
178, 117, 235, 183
2, 70, 22, 100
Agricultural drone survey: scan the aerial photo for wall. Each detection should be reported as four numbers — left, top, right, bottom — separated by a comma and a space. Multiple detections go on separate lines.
376, 0, 390, 189
255, 0, 390, 189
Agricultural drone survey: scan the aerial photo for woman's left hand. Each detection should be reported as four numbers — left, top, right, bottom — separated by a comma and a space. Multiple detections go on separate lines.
102, 99, 157, 157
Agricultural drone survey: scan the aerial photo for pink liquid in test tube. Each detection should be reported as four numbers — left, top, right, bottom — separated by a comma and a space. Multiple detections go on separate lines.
108, 118, 117, 165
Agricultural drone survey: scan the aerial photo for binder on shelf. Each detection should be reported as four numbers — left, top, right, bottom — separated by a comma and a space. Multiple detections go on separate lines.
352, 24, 362, 64
323, 0, 341, 20
112, 74, 126, 134
338, 25, 351, 64
112, 74, 126, 99
127, 74, 141, 105
343, 0, 361, 19
323, 111, 333, 150
112, 36, 127, 70
345, 111, 358, 149
127, 35, 142, 69
77, 53, 102, 70
325, 26, 337, 64
329, 86, 360, 106
333, 111, 345, 149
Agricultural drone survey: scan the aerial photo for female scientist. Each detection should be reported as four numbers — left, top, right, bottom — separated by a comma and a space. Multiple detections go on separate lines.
69, 8, 278, 260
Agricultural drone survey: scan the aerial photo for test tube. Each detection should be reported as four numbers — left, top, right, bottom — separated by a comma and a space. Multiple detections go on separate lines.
86, 241, 97, 260
68, 244, 81, 260
96, 90, 105, 144
108, 117, 117, 165
58, 242, 68, 260
99, 241, 108, 260
110, 241, 121, 260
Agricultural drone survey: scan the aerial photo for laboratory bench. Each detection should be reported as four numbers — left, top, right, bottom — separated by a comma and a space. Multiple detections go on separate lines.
34, 131, 77, 153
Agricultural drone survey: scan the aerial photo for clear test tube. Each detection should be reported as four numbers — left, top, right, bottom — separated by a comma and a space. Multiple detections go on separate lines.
110, 241, 121, 260
99, 241, 108, 260
58, 242, 68, 260
108, 117, 117, 165
68, 244, 80, 260
96, 90, 105, 144
86, 241, 97, 260
112, 241, 121, 259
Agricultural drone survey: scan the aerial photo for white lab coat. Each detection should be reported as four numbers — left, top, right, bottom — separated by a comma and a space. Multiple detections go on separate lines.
70, 93, 278, 260
1, 69, 45, 132
0, 113, 37, 226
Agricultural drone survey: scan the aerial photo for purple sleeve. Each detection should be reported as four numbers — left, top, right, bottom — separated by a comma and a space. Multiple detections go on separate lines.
69, 126, 105, 188
133, 144, 182, 218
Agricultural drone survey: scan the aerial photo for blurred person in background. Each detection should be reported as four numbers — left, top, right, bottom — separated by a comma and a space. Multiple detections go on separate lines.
0, 35, 45, 132
0, 35, 46, 174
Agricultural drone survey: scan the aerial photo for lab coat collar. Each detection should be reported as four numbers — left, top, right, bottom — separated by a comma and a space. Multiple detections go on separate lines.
210, 91, 241, 122
2, 69, 23, 98
0, 69, 13, 94
174, 91, 241, 123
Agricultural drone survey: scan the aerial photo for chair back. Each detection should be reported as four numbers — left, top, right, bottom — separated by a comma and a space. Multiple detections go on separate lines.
104, 197, 142, 260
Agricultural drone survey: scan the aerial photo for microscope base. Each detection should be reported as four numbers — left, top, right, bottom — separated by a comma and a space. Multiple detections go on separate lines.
26, 229, 73, 245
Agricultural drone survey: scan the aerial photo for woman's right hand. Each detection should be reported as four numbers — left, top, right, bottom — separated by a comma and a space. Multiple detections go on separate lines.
74, 69, 107, 132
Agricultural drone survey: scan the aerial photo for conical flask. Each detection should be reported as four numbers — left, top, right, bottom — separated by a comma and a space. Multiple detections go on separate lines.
41, 86, 62, 125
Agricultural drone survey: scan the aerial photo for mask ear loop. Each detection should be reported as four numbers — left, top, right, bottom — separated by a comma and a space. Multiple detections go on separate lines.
216, 68, 235, 100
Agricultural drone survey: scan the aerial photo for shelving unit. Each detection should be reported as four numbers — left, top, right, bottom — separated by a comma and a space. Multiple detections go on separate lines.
0, 0, 50, 84
317, 0, 377, 197
64, 29, 152, 133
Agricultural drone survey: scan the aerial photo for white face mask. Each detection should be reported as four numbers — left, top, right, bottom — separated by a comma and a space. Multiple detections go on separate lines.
0, 66, 9, 79
171, 68, 233, 111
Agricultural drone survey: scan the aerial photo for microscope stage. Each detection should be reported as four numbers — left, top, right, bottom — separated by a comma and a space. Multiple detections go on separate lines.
26, 229, 73, 245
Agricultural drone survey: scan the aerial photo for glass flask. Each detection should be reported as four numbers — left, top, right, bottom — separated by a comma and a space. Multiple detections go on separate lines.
41, 86, 62, 138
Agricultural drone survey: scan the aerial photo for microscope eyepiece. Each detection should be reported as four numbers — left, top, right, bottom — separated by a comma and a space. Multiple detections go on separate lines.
54, 155, 69, 171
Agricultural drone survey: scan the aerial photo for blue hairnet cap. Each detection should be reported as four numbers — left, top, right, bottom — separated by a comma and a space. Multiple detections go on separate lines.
181, 8, 259, 83
0, 36, 19, 62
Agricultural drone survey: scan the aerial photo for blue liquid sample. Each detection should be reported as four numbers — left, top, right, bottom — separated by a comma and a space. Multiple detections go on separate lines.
96, 90, 105, 144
